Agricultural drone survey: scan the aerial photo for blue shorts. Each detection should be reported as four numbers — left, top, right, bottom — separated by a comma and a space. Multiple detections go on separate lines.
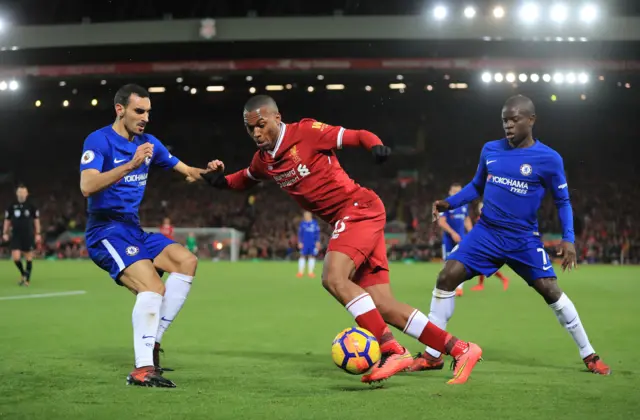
86, 222, 175, 284
447, 222, 556, 285
301, 245, 318, 257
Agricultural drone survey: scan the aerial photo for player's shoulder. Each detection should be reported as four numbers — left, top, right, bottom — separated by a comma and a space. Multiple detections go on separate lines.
292, 118, 333, 132
84, 126, 112, 145
482, 139, 507, 152
142, 133, 162, 145
535, 140, 562, 159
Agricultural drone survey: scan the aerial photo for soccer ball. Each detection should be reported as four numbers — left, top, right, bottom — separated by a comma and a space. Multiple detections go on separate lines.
331, 327, 381, 374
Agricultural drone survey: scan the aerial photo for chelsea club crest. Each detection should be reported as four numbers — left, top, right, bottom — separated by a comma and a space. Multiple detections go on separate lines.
520, 164, 532, 176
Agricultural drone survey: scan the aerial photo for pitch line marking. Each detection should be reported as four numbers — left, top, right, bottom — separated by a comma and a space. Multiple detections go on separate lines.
0, 290, 87, 301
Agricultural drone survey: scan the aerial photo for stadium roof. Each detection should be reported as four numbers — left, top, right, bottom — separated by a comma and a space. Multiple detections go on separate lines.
2, 0, 640, 24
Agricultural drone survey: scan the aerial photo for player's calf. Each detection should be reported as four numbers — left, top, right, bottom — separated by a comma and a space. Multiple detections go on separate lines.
533, 278, 610, 373
151, 244, 197, 368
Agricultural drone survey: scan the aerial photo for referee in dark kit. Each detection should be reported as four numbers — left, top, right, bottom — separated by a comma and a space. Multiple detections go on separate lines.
3, 184, 41, 286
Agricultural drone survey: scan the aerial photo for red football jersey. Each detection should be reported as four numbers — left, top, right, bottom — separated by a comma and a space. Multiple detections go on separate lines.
226, 119, 382, 224
159, 224, 174, 240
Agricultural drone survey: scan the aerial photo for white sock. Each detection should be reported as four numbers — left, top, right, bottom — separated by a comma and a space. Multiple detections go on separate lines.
456, 283, 464, 291
308, 257, 316, 274
425, 288, 456, 358
298, 257, 306, 274
156, 273, 194, 344
132, 291, 163, 368
549, 293, 595, 359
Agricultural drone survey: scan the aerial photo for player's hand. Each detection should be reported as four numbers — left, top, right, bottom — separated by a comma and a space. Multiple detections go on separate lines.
128, 142, 154, 170
35, 234, 42, 244
371, 145, 391, 164
557, 241, 578, 272
298, 243, 303, 249
451, 232, 462, 243
432, 200, 450, 222
207, 160, 225, 172
2, 233, 8, 242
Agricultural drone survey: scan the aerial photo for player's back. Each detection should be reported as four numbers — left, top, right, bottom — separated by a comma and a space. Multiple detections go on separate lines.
251, 119, 379, 223
479, 138, 565, 237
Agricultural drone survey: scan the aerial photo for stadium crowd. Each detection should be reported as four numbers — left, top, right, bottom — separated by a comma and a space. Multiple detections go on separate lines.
1, 92, 639, 264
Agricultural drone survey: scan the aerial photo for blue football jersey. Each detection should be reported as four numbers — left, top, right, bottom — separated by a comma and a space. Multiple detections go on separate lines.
299, 220, 320, 246
440, 205, 468, 248
80, 125, 179, 226
446, 138, 574, 242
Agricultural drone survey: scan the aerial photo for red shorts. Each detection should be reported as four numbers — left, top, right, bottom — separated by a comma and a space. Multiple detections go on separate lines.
326, 197, 390, 289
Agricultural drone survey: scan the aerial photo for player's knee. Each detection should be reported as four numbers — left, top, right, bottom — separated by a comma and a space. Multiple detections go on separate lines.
177, 252, 198, 276
436, 261, 466, 291
435, 269, 456, 291
533, 277, 563, 304
153, 281, 166, 296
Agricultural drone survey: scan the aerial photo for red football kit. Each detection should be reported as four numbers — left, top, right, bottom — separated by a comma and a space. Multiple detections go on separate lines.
225, 118, 389, 287
159, 224, 174, 240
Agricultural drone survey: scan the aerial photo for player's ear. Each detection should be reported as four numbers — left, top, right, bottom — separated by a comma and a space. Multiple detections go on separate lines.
115, 103, 125, 117
274, 112, 282, 123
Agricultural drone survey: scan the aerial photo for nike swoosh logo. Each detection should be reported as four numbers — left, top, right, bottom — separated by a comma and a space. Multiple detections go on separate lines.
142, 335, 155, 339
543, 265, 553, 271
486, 160, 497, 165
161, 317, 174, 322
114, 158, 126, 164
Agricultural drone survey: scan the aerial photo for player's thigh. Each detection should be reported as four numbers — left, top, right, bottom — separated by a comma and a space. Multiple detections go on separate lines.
445, 225, 504, 281
152, 242, 198, 276
87, 229, 155, 286
322, 251, 356, 287
506, 240, 557, 287
326, 208, 386, 274
119, 259, 165, 295
10, 249, 21, 260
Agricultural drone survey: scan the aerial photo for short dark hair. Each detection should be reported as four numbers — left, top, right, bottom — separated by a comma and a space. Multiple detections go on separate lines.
244, 94, 278, 113
114, 84, 149, 108
16, 183, 27, 190
451, 182, 462, 188
504, 95, 536, 116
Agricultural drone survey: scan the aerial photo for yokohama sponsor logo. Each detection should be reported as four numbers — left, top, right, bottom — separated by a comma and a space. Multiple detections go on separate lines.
488, 174, 529, 189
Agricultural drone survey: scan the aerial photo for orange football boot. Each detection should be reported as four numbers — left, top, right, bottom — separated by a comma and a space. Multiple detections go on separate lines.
583, 354, 611, 375
308, 272, 316, 278
455, 288, 464, 297
296, 272, 304, 278
126, 366, 176, 388
447, 342, 483, 385
470, 284, 484, 291
405, 352, 445, 372
361, 341, 414, 383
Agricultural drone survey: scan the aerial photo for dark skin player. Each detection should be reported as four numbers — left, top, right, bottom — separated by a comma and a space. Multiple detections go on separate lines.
431, 95, 577, 304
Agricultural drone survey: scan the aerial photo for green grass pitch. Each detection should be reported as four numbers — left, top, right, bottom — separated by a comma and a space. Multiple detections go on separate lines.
0, 260, 638, 419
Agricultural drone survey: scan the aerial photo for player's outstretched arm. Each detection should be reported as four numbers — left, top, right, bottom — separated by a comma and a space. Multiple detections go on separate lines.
338, 129, 391, 164
305, 120, 391, 164
443, 148, 488, 210
172, 161, 210, 183
80, 142, 153, 197
201, 160, 262, 191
